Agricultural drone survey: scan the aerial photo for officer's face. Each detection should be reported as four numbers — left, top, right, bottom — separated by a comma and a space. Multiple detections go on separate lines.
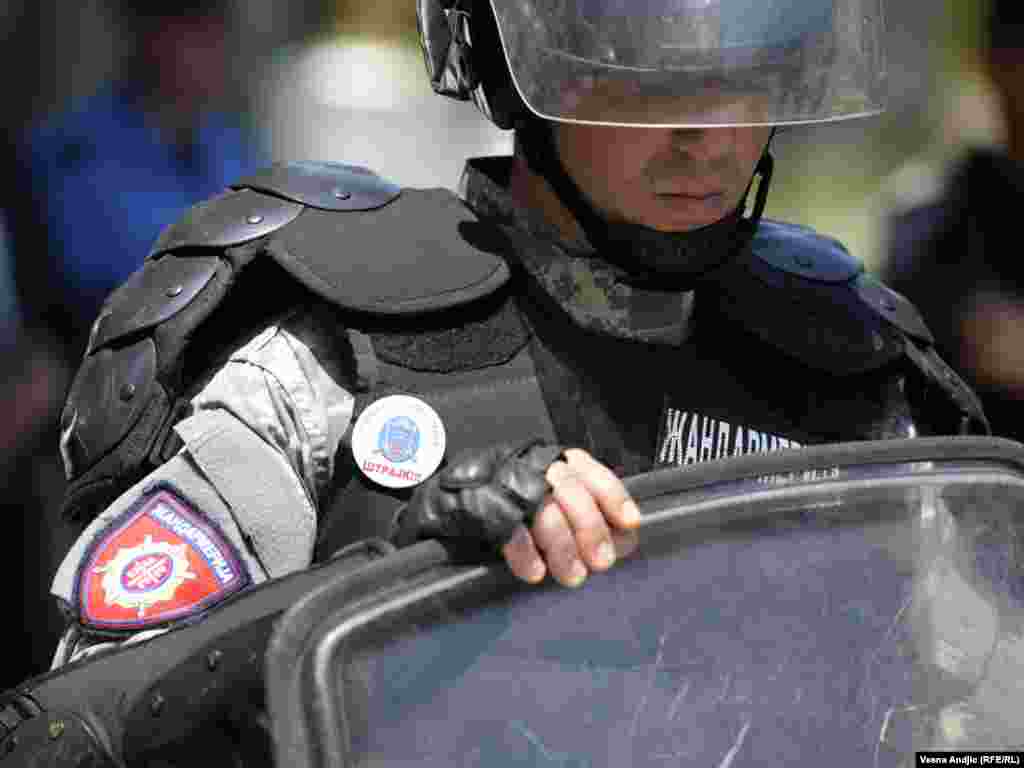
556, 122, 772, 232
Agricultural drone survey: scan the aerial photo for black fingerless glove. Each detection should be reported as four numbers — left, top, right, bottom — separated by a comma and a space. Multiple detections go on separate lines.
389, 440, 566, 549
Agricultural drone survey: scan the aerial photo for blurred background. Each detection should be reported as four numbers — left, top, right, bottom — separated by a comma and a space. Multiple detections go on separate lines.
0, 0, 1008, 686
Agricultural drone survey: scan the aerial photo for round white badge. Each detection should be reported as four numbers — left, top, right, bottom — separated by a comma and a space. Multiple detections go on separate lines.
351, 395, 447, 489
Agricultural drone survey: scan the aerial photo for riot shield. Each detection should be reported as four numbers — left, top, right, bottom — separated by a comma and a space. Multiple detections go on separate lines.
266, 437, 1024, 768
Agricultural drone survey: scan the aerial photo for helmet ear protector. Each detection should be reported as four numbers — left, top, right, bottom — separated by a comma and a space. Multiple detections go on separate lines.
417, 0, 526, 129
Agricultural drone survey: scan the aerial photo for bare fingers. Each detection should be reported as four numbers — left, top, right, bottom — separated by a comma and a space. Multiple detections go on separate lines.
503, 449, 642, 588
501, 523, 547, 584
561, 449, 641, 530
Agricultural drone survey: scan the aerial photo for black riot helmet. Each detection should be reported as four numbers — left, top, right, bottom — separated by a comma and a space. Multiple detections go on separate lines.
417, 0, 889, 286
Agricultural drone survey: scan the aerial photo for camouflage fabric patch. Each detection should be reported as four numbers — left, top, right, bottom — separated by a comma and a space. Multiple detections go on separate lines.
461, 158, 691, 345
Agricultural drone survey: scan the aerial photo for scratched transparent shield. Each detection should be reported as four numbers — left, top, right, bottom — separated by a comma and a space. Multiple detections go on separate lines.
267, 440, 1024, 766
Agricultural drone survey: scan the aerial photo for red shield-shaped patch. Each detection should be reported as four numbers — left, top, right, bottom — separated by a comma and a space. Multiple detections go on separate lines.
76, 487, 251, 631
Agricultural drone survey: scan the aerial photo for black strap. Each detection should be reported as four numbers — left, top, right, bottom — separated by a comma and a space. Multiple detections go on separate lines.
903, 337, 991, 435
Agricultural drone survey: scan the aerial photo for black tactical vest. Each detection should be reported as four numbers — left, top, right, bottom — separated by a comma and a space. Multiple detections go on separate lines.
57, 162, 989, 560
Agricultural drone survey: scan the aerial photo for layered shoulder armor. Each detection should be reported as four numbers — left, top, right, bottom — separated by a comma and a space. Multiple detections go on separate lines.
710, 219, 988, 433
59, 162, 514, 524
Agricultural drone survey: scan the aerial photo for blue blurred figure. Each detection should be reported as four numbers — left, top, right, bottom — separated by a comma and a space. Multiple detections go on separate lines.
15, 0, 264, 354
4, 0, 263, 686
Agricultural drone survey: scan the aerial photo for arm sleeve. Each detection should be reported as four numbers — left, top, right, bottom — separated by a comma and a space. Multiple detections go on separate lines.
48, 307, 356, 668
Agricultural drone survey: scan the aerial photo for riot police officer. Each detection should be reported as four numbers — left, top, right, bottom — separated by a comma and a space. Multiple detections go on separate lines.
46, 0, 986, 672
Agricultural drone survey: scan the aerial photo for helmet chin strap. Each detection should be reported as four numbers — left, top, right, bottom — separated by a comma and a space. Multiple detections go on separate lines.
517, 118, 777, 291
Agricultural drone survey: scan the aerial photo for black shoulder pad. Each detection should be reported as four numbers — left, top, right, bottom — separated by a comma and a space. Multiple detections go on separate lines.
86, 253, 222, 354
60, 244, 242, 520
750, 219, 861, 283
749, 222, 935, 345
232, 161, 402, 211
264, 187, 513, 315
711, 220, 908, 375
853, 272, 934, 344
148, 161, 403, 259
149, 188, 303, 259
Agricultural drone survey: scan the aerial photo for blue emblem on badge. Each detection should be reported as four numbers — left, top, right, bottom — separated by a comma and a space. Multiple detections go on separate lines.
120, 553, 174, 594
377, 416, 420, 463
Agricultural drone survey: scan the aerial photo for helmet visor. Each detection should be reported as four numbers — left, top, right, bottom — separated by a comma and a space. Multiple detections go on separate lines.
488, 0, 887, 127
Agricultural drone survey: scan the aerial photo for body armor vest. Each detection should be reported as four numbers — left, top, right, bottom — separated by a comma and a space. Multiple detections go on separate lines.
57, 162, 989, 559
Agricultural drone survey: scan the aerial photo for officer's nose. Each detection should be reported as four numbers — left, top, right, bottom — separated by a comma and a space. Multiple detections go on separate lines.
668, 128, 736, 163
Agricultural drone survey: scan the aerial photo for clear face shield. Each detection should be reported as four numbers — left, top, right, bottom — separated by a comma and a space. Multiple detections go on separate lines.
488, 0, 887, 128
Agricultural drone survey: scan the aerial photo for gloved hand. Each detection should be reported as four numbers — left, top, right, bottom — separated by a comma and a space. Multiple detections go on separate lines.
391, 439, 563, 549
392, 440, 641, 587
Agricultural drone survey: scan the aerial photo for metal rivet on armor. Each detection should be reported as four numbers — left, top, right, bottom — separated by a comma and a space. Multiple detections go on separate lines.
48, 720, 65, 740
794, 252, 814, 268
207, 650, 223, 671
166, 284, 184, 298
333, 188, 352, 201
150, 693, 165, 717
872, 333, 884, 352
247, 214, 264, 225
119, 383, 137, 402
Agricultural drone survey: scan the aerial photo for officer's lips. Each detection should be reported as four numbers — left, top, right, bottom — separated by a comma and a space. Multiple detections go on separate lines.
656, 191, 725, 201
653, 190, 728, 225
654, 184, 726, 199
